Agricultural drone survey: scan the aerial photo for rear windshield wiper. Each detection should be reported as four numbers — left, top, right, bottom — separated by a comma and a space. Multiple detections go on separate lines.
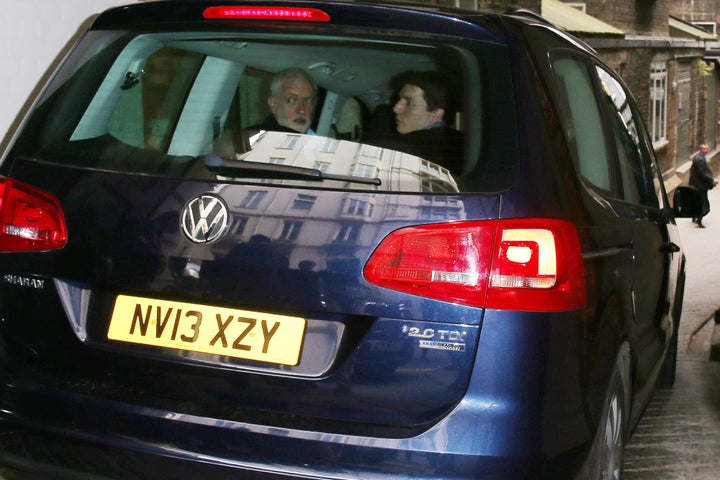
203, 154, 382, 186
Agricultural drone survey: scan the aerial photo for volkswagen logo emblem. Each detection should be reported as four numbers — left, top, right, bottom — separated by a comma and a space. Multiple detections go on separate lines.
181, 193, 230, 244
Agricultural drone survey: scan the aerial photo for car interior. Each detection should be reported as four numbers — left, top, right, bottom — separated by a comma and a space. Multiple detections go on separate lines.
66, 33, 476, 180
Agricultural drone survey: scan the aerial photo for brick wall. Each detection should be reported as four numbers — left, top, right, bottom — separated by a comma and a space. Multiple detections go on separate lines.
671, 0, 717, 23
586, 0, 671, 36
478, 0, 541, 13
599, 50, 690, 181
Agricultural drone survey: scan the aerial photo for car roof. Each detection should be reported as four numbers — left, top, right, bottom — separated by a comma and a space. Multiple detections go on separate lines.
90, 0, 506, 43
90, 1, 599, 59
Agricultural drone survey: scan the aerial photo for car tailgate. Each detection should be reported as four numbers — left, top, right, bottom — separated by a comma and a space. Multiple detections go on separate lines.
0, 158, 495, 437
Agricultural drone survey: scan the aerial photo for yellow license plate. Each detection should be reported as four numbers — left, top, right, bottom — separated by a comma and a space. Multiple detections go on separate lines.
108, 295, 306, 366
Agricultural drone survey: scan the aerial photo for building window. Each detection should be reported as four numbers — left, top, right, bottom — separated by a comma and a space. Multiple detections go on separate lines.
291, 194, 317, 212
278, 134, 301, 150
353, 163, 376, 178
420, 159, 443, 177
320, 138, 340, 154
312, 161, 330, 173
230, 216, 248, 235
419, 196, 462, 220
360, 144, 381, 159
650, 62, 667, 144
280, 220, 303, 240
335, 223, 360, 243
421, 179, 455, 193
238, 190, 267, 209
343, 198, 373, 217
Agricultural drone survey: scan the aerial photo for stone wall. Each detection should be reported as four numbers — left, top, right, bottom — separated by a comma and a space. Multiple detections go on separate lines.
585, 0, 671, 36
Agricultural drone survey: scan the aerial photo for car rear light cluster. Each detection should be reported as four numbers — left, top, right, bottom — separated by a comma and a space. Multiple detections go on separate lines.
0, 177, 67, 251
364, 219, 586, 312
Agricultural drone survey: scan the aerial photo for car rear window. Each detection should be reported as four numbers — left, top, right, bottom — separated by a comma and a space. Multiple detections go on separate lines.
9, 29, 518, 193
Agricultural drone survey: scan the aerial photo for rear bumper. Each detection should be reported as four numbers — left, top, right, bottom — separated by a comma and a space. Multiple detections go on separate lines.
0, 312, 596, 480
0, 415, 573, 480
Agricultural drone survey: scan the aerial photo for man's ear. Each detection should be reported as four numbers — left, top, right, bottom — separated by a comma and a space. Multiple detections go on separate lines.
430, 108, 445, 123
268, 96, 277, 113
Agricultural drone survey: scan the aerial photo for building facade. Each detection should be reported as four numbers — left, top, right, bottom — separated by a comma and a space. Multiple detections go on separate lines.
432, 0, 720, 191
582, 0, 718, 190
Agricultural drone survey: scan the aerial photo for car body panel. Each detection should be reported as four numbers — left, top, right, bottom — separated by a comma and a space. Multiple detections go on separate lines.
0, 1, 696, 478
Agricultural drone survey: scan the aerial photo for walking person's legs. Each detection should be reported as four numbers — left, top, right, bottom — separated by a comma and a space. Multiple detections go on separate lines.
694, 190, 710, 227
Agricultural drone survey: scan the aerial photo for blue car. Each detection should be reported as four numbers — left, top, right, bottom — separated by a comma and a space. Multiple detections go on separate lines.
0, 1, 704, 478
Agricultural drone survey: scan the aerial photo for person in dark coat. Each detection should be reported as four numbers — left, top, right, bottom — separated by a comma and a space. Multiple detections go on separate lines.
689, 143, 718, 227
365, 71, 464, 172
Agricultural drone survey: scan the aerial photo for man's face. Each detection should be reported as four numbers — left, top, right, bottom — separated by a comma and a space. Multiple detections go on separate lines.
268, 77, 316, 133
701, 145, 710, 154
393, 84, 443, 134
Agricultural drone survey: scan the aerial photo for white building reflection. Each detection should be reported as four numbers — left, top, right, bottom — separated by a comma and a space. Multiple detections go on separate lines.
209, 131, 465, 271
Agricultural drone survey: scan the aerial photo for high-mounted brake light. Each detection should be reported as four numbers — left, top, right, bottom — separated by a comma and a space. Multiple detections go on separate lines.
364, 219, 586, 312
203, 6, 331, 22
0, 177, 67, 252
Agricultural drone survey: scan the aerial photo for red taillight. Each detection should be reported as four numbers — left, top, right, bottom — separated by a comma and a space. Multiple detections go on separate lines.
485, 219, 586, 311
0, 177, 67, 252
364, 219, 586, 312
203, 6, 331, 22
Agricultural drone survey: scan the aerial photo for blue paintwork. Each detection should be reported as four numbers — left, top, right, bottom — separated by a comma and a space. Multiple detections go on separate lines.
0, 1, 689, 478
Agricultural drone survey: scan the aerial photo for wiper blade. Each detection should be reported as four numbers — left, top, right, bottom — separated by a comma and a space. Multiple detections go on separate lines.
204, 154, 381, 186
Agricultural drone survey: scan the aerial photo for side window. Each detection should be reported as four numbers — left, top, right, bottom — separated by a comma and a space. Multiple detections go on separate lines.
595, 66, 657, 207
109, 47, 205, 152
550, 56, 612, 192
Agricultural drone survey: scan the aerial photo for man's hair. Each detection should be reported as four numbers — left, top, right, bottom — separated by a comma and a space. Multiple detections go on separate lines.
393, 70, 449, 112
269, 67, 317, 97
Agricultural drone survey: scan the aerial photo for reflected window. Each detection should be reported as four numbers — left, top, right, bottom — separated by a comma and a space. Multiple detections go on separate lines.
360, 145, 382, 159
281, 220, 302, 240
354, 164, 376, 178
420, 160, 445, 177
238, 190, 267, 209
596, 66, 654, 206
292, 194, 317, 211
320, 139, 340, 154
313, 161, 330, 173
230, 216, 248, 235
421, 179, 455, 193
278, 135, 302, 150
343, 198, 373, 217
335, 223, 361, 243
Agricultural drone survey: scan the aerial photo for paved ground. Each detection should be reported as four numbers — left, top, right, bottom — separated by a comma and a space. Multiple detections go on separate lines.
624, 185, 720, 479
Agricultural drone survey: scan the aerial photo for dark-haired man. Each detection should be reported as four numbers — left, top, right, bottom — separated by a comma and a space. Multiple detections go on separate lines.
690, 143, 718, 227
366, 71, 464, 170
